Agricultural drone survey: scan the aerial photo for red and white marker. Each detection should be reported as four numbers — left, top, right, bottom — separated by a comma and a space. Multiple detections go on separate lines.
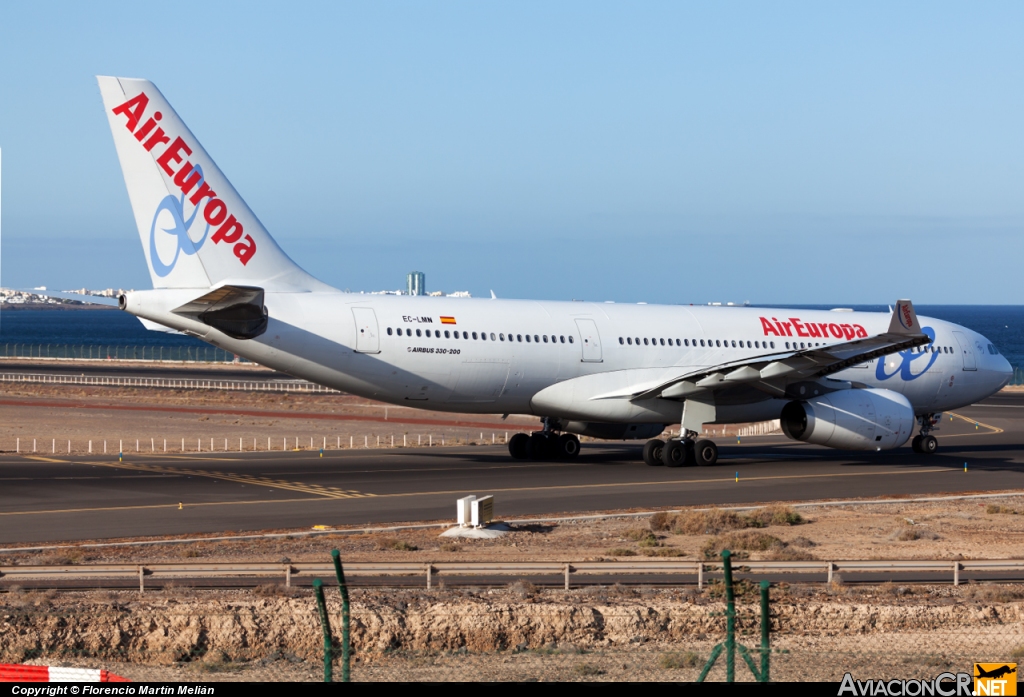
0, 664, 129, 682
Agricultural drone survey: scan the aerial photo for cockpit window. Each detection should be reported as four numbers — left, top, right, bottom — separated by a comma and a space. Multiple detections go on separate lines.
989, 344, 999, 355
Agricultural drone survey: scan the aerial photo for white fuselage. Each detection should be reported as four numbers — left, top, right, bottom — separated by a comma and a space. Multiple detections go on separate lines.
125, 290, 1012, 432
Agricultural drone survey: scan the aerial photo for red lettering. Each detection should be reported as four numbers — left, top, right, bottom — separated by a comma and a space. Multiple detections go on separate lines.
157, 137, 192, 176
211, 215, 243, 244
772, 318, 786, 335
203, 199, 228, 226
790, 318, 809, 338
854, 324, 868, 338
806, 322, 821, 338
817, 323, 830, 337
111, 92, 149, 132
189, 181, 217, 206
173, 162, 203, 196
828, 323, 843, 339
234, 234, 257, 265
134, 111, 163, 142
840, 323, 855, 340
143, 128, 170, 152
759, 317, 778, 336
782, 321, 793, 336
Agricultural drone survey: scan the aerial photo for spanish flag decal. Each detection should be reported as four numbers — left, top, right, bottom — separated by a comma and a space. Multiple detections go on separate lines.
440, 316, 457, 325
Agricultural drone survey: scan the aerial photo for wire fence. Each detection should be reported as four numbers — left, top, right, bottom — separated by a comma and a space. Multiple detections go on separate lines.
0, 344, 241, 363
2, 581, 1022, 682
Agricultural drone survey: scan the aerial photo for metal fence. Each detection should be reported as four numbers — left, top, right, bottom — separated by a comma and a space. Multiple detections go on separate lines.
0, 343, 241, 363
0, 372, 338, 394
1014, 366, 1024, 386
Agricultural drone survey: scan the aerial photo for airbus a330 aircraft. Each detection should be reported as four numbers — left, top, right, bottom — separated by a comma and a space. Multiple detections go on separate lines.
96, 76, 1013, 467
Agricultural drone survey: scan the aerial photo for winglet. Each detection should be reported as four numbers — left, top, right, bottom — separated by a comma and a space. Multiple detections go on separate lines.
887, 299, 920, 335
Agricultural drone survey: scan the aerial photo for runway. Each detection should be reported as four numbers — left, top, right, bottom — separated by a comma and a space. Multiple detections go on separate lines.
1, 393, 1022, 545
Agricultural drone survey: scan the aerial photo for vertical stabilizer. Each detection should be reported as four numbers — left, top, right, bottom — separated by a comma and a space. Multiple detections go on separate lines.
97, 76, 326, 291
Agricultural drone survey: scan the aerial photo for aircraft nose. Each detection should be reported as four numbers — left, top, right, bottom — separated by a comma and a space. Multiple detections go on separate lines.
996, 354, 1013, 387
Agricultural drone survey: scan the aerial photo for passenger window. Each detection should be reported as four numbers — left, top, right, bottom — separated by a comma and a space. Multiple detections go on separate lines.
387, 327, 393, 335
517, 334, 523, 342
619, 337, 624, 345
568, 336, 574, 343
560, 336, 565, 343
676, 339, 681, 346
684, 339, 689, 346
472, 332, 477, 340
444, 330, 450, 338
786, 342, 790, 349
770, 341, 775, 349
414, 329, 420, 337
534, 335, 539, 343
715, 340, 720, 347
543, 335, 549, 343
499, 333, 505, 341
525, 335, 531, 343
643, 338, 649, 345
490, 333, 496, 341
659, 338, 665, 346
700, 339, 705, 347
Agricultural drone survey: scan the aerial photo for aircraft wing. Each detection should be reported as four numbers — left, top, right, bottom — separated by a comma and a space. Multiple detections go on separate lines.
631, 300, 930, 402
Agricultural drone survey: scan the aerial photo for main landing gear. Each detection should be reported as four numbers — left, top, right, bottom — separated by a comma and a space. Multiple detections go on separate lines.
643, 433, 719, 467
911, 413, 941, 454
508, 418, 581, 461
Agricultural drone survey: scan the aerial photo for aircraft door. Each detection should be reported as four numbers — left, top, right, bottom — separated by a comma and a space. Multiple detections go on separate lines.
575, 318, 603, 363
952, 331, 977, 371
352, 308, 380, 353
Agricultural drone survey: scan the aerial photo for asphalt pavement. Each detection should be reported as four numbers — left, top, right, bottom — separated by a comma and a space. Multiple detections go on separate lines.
1, 394, 1022, 545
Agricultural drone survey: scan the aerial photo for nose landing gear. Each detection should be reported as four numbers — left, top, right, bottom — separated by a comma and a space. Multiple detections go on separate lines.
911, 413, 941, 454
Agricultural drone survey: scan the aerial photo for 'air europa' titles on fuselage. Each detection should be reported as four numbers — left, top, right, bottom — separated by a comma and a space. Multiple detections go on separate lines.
110, 92, 257, 266
759, 316, 869, 341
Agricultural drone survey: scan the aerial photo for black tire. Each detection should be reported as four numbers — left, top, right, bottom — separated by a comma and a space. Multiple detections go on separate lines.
526, 432, 549, 460
663, 440, 689, 467
508, 433, 529, 460
911, 435, 923, 453
643, 439, 665, 466
920, 435, 938, 454
556, 433, 581, 460
694, 439, 718, 466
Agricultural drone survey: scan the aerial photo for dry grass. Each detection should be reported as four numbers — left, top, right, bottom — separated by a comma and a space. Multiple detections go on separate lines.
986, 504, 1020, 515
960, 584, 1024, 603
573, 662, 605, 676
659, 651, 702, 670
252, 584, 302, 598
439, 542, 460, 553
641, 547, 686, 558
742, 505, 805, 527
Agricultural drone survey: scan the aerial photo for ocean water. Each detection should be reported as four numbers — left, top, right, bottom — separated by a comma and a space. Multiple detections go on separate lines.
1, 305, 1023, 369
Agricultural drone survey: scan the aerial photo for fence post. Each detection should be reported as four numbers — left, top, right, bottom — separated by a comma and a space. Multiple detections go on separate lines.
331, 550, 351, 683
312, 579, 333, 683
953, 561, 960, 586
759, 580, 770, 682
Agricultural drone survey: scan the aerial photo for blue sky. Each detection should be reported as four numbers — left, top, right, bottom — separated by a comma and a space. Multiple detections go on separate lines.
0, 2, 1021, 304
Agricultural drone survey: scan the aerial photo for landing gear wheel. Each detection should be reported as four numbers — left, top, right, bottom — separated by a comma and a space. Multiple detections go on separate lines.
508, 433, 529, 460
694, 439, 718, 467
526, 432, 550, 460
911, 435, 923, 453
556, 433, 581, 460
643, 439, 665, 466
920, 435, 938, 454
662, 440, 691, 467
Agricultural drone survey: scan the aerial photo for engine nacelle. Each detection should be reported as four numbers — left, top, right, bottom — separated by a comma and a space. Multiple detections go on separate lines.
780, 388, 915, 451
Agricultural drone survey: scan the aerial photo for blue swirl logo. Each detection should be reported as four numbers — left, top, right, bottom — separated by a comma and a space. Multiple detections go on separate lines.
148, 165, 210, 277
876, 326, 938, 382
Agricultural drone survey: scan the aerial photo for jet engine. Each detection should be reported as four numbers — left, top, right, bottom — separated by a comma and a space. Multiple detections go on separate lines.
780, 388, 915, 451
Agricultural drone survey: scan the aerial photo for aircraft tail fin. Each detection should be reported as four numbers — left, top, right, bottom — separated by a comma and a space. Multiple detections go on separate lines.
97, 76, 326, 291
887, 299, 921, 335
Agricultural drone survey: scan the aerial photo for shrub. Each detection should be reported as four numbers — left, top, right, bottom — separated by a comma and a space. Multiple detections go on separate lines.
573, 663, 605, 676
606, 548, 638, 557
766, 547, 816, 561
986, 504, 1019, 515
509, 579, 537, 599
743, 506, 804, 527
649, 512, 672, 531
377, 538, 418, 551
671, 510, 744, 535
659, 651, 702, 670
789, 536, 817, 548
703, 531, 785, 558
